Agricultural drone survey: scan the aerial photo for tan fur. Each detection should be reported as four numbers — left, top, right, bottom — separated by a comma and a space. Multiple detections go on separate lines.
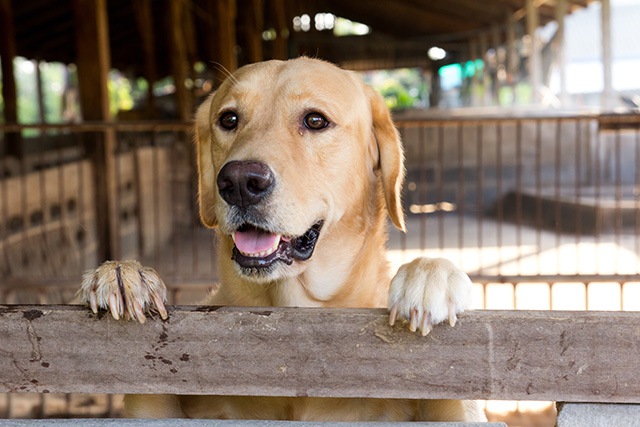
80, 57, 485, 422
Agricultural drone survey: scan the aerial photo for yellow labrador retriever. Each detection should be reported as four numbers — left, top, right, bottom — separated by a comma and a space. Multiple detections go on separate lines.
79, 57, 485, 421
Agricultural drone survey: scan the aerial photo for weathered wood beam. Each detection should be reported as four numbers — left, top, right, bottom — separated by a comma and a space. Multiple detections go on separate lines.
1, 306, 639, 403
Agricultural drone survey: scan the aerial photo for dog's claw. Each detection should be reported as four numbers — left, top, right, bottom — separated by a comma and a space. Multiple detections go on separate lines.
80, 260, 168, 323
449, 311, 457, 327
133, 300, 147, 324
389, 304, 399, 326
409, 308, 419, 332
89, 292, 98, 314
108, 293, 121, 320
153, 294, 168, 320
421, 311, 432, 336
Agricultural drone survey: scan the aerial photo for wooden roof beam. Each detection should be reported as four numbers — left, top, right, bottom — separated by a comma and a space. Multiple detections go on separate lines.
324, 0, 478, 37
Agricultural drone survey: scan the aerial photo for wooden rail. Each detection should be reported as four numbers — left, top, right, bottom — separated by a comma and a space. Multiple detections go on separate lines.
1, 305, 639, 404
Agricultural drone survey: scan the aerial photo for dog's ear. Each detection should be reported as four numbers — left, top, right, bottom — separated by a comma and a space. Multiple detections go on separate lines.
194, 94, 218, 228
366, 86, 406, 232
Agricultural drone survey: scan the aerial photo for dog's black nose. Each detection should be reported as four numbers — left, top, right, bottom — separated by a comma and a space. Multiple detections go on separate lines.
217, 161, 275, 208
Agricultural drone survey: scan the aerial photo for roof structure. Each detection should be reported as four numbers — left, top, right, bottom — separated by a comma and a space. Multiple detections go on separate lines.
6, 0, 592, 76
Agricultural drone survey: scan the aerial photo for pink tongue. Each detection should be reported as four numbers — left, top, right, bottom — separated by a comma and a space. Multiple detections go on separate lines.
233, 229, 280, 254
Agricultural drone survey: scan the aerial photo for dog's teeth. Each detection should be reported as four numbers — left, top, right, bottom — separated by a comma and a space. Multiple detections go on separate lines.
238, 235, 282, 258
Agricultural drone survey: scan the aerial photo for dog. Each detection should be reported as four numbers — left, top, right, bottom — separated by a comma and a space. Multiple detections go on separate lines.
79, 57, 485, 421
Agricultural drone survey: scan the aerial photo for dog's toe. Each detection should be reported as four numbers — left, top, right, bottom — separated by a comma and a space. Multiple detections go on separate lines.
388, 257, 471, 335
80, 260, 168, 323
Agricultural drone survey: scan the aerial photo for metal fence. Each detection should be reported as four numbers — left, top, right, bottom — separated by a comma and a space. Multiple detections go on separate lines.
1, 112, 639, 419
391, 114, 640, 312
0, 122, 216, 307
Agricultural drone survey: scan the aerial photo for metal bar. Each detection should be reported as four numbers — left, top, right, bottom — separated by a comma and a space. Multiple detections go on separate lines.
574, 119, 583, 275
614, 128, 622, 274
456, 122, 465, 270
469, 274, 640, 284
418, 126, 427, 253
534, 120, 543, 275
437, 125, 445, 255
554, 119, 562, 274
515, 120, 523, 274
476, 124, 484, 274
77, 134, 87, 273
636, 128, 640, 274
169, 132, 179, 279
601, 0, 613, 110
495, 121, 503, 276
594, 121, 603, 273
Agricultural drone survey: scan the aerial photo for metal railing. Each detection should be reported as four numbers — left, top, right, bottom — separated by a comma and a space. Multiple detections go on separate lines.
1, 113, 640, 419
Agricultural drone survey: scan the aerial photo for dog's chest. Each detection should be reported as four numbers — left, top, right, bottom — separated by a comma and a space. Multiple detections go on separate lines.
180, 396, 414, 421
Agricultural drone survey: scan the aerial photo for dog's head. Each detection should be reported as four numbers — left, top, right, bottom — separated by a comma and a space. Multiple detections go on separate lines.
195, 57, 405, 282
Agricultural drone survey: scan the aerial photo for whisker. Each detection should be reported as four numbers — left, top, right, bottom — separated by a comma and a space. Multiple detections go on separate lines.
209, 61, 238, 86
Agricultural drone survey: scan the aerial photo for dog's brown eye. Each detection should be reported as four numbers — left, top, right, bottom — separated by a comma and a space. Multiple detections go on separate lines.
303, 112, 329, 130
219, 111, 239, 130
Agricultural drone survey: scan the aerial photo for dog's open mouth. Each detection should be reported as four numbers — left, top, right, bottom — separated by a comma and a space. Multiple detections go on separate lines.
231, 221, 324, 269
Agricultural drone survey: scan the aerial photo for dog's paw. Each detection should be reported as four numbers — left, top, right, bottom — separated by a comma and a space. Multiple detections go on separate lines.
79, 260, 168, 323
388, 257, 471, 336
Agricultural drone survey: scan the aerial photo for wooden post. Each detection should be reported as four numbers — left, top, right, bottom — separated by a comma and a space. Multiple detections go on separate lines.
216, 0, 238, 74
168, 0, 193, 121
505, 10, 518, 105
132, 0, 158, 118
469, 38, 480, 107
428, 64, 441, 108
525, 0, 541, 103
601, 0, 614, 111
0, 0, 21, 158
555, 0, 569, 107
73, 0, 119, 261
273, 0, 288, 59
244, 0, 264, 63
34, 61, 46, 123
479, 32, 490, 106
491, 25, 502, 105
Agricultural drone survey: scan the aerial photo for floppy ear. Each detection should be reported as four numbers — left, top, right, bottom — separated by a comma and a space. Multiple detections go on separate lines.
366, 86, 406, 232
194, 94, 218, 228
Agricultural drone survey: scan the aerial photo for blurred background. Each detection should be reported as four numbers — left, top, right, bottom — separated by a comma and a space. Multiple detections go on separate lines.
1, 0, 639, 425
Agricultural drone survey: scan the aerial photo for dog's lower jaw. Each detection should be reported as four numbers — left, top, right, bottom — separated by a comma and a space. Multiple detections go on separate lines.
229, 221, 324, 279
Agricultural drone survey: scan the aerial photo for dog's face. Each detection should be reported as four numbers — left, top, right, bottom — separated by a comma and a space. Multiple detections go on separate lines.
195, 58, 405, 282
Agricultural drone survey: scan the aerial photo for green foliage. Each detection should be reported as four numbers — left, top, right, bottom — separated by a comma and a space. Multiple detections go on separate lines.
362, 68, 427, 110
4, 57, 144, 124
108, 71, 134, 116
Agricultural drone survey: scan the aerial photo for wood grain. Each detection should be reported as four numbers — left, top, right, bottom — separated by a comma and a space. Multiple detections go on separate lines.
1, 305, 639, 403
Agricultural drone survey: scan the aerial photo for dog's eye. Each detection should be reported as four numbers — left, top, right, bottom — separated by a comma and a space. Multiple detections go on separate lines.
303, 112, 329, 130
219, 111, 239, 130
